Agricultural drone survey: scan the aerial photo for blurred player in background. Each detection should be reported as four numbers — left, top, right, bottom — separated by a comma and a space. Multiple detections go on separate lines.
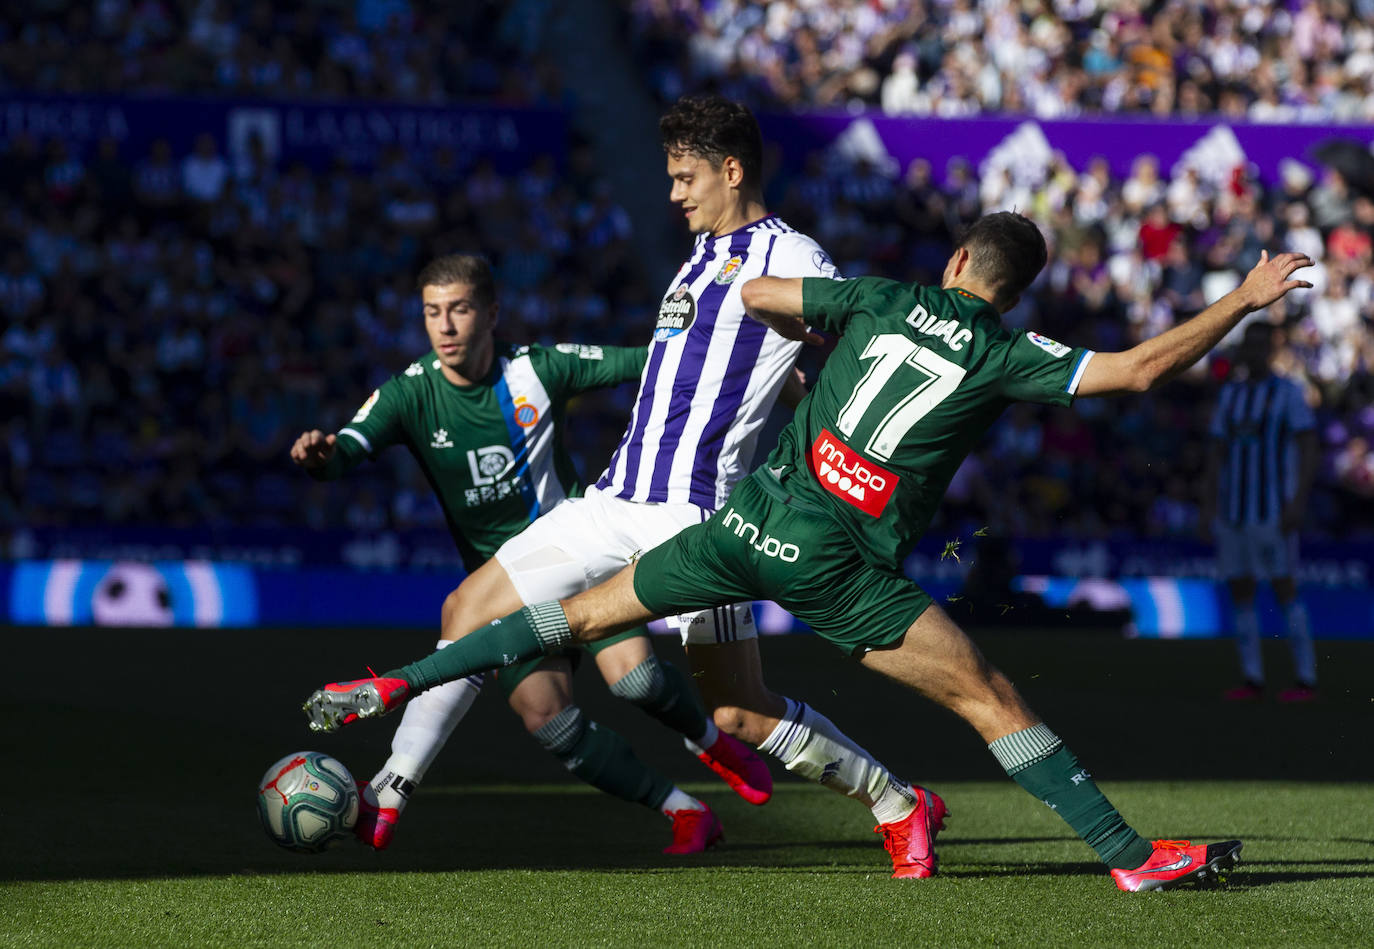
292, 252, 766, 853
344, 95, 934, 873
1204, 321, 1319, 702
305, 218, 1313, 891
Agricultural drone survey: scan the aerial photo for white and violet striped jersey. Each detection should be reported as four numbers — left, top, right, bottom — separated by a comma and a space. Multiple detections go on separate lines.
596, 215, 838, 509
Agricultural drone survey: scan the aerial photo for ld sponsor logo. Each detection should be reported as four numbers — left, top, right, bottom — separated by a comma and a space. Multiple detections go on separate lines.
654, 285, 696, 341
809, 429, 897, 517
467, 444, 515, 484
722, 507, 801, 562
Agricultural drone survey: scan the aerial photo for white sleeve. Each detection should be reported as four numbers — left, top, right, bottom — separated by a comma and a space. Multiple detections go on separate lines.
764, 233, 840, 280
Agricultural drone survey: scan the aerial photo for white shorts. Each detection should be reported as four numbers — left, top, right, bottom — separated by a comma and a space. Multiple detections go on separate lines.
494, 485, 757, 646
1214, 520, 1299, 581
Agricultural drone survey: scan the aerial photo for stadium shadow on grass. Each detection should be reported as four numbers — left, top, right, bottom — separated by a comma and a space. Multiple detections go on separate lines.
4, 626, 1372, 883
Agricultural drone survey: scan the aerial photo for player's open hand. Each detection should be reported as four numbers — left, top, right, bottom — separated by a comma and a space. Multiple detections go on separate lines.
1239, 251, 1314, 311
290, 430, 337, 468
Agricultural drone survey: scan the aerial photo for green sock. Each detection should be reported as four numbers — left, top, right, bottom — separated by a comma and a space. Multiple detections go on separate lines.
388, 602, 572, 690
990, 723, 1153, 870
607, 653, 709, 742
533, 706, 672, 810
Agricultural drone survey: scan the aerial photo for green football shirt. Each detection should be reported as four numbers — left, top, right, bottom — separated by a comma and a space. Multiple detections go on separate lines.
313, 341, 645, 569
765, 276, 1094, 573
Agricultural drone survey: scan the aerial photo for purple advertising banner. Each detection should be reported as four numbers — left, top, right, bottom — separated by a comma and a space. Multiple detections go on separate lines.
760, 111, 1374, 188
0, 94, 567, 172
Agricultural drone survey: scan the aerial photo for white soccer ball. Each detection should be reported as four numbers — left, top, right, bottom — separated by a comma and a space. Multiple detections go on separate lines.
256, 751, 359, 853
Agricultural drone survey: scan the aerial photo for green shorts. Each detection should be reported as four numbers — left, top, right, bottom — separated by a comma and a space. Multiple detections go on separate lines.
493, 626, 647, 698
633, 470, 932, 654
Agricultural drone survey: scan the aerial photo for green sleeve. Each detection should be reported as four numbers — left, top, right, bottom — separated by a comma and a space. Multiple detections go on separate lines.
801, 276, 901, 335
311, 377, 410, 480
998, 331, 1096, 406
545, 343, 647, 396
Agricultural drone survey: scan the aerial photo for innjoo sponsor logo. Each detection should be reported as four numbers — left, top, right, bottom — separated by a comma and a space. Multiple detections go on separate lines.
809, 429, 898, 516
722, 508, 801, 562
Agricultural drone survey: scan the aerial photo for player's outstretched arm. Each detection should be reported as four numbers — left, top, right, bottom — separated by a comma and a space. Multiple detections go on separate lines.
741, 276, 824, 345
1076, 251, 1313, 397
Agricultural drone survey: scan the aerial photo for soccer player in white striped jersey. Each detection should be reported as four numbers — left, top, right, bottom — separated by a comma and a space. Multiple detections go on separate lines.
1204, 321, 1319, 701
363, 96, 927, 870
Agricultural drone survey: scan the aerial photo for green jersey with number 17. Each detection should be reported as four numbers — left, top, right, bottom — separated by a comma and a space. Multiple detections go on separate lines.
765, 276, 1094, 573
317, 342, 645, 570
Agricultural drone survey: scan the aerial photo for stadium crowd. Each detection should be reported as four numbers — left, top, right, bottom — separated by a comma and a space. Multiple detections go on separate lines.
0, 134, 645, 535
2, 0, 1372, 544
0, 0, 568, 107
627, 0, 1374, 121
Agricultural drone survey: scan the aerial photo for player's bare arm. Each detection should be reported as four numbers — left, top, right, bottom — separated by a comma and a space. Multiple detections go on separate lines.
290, 430, 337, 468
740, 276, 824, 345
1077, 251, 1314, 397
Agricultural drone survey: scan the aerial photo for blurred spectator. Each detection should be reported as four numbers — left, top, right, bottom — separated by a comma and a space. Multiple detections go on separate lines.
182, 133, 230, 204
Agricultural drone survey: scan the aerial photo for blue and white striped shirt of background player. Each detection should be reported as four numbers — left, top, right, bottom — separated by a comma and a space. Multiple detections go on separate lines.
1209, 373, 1315, 528
597, 215, 837, 511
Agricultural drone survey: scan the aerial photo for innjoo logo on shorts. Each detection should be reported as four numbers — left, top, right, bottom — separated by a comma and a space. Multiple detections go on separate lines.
722, 508, 800, 561
810, 429, 898, 517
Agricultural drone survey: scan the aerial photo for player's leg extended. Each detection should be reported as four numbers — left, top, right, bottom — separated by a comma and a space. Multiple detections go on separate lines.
860, 602, 1241, 885
500, 654, 722, 853
596, 632, 773, 805
690, 635, 920, 817
305, 564, 656, 732
356, 558, 525, 847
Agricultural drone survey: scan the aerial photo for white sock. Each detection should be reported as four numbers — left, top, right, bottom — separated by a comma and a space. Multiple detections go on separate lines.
660, 787, 705, 816
369, 640, 483, 812
1284, 600, 1316, 685
758, 697, 914, 822
684, 719, 720, 755
1233, 603, 1263, 684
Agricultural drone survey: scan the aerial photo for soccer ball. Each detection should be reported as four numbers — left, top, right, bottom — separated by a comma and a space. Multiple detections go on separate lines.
256, 751, 359, 853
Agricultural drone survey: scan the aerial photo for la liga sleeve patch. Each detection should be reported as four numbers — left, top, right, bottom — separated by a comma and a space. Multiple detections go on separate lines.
351, 389, 381, 423
1026, 331, 1071, 358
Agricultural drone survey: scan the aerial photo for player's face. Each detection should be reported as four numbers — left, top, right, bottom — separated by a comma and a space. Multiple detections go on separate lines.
423, 281, 496, 382
667, 151, 738, 236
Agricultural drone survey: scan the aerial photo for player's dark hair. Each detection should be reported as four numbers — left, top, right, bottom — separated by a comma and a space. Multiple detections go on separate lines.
416, 254, 496, 307
659, 95, 763, 192
956, 212, 1048, 307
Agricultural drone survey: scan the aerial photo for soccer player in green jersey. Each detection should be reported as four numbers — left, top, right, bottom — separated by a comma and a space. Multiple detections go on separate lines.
292, 253, 768, 853
306, 217, 1312, 890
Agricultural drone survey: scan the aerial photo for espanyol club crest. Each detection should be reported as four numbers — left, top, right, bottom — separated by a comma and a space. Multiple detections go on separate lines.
714, 254, 744, 285
654, 284, 696, 341
513, 396, 539, 428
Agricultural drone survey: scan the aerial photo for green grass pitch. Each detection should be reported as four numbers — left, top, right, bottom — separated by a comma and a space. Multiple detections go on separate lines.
3, 626, 1371, 947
